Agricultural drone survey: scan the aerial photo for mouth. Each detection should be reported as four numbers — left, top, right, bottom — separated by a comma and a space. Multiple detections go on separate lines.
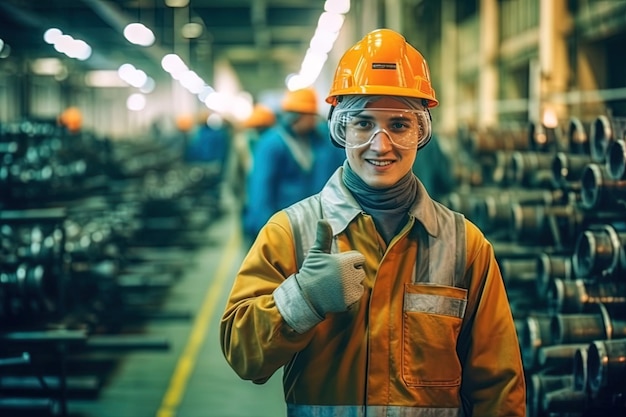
367, 159, 394, 167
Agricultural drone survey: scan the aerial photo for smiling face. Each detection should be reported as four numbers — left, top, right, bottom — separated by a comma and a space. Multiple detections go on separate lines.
345, 97, 420, 189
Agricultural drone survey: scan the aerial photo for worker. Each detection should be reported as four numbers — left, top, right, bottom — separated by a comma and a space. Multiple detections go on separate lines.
237, 103, 276, 182
232, 103, 277, 232
184, 109, 232, 209
220, 28, 526, 416
242, 87, 344, 243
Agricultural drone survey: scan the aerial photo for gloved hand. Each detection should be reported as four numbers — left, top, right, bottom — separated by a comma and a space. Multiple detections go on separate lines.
295, 220, 366, 316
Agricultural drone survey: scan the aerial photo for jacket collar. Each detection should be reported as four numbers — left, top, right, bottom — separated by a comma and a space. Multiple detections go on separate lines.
320, 167, 440, 238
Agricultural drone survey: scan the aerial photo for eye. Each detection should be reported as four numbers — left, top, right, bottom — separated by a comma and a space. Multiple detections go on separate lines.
389, 118, 412, 131
350, 118, 373, 130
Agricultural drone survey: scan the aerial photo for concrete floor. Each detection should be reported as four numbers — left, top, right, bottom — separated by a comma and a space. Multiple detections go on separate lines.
64, 201, 286, 417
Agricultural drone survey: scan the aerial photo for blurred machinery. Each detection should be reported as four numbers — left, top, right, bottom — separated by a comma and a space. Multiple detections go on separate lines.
0, 119, 222, 416
443, 113, 626, 417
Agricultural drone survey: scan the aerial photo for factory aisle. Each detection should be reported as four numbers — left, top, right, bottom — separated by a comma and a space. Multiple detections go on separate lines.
67, 194, 286, 417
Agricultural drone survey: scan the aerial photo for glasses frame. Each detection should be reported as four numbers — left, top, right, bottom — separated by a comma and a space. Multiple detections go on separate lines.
329, 107, 431, 150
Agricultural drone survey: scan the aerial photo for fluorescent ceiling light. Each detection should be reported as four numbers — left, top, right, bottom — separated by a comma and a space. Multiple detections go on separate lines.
165, 0, 189, 7
85, 70, 129, 87
31, 58, 65, 75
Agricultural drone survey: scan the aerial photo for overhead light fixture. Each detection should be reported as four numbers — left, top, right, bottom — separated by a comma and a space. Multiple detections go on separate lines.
127, 93, 146, 111
85, 70, 129, 87
325, 0, 350, 14
287, 1, 350, 90
165, 0, 189, 7
31, 58, 65, 76
0, 38, 9, 59
43, 28, 92, 61
124, 23, 155, 47
181, 22, 203, 39
118, 63, 149, 88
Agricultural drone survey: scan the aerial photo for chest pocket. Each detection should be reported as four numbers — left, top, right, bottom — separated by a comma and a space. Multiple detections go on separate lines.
402, 207, 468, 387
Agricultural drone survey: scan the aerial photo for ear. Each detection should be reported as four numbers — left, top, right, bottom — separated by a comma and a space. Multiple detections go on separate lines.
327, 105, 345, 149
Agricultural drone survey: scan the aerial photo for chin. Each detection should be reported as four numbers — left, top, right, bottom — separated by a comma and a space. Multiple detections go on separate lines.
364, 177, 394, 189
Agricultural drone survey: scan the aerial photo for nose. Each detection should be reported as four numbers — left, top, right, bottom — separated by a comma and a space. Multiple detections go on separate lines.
369, 129, 394, 152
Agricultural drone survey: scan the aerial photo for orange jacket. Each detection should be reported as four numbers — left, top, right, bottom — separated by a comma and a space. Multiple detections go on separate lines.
220, 168, 526, 416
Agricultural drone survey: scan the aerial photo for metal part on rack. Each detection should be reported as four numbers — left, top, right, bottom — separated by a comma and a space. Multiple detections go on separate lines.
451, 114, 626, 415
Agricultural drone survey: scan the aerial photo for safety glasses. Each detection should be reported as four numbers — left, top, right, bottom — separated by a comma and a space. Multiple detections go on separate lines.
329, 108, 431, 150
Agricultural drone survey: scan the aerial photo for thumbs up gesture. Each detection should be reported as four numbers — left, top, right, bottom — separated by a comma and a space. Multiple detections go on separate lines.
294, 220, 366, 316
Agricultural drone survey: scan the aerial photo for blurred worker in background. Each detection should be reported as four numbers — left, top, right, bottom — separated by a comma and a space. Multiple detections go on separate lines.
234, 103, 276, 197
232, 104, 276, 236
184, 109, 232, 210
242, 87, 344, 244
221, 28, 526, 416
175, 113, 195, 158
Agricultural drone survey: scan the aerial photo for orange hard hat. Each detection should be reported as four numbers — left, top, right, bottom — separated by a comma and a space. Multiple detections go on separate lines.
243, 104, 276, 128
59, 106, 82, 132
281, 87, 318, 114
175, 114, 194, 132
325, 28, 438, 107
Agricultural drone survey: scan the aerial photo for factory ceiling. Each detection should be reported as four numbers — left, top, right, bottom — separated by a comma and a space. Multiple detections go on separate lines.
0, 0, 325, 97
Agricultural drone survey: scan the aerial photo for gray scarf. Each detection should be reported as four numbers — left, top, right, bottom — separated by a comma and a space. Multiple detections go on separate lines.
342, 161, 418, 244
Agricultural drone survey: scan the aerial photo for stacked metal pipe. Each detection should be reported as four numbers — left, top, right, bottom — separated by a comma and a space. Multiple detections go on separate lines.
445, 114, 626, 417
0, 120, 222, 416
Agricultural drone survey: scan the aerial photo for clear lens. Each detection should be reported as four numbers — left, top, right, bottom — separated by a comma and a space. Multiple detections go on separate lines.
330, 107, 431, 149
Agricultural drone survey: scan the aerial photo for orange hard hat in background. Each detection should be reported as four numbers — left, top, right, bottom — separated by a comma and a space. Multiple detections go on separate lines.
281, 87, 318, 114
59, 106, 83, 133
243, 104, 276, 128
326, 28, 438, 108
175, 113, 194, 132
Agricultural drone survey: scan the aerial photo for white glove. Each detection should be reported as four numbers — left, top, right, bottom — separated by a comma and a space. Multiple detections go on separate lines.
294, 220, 366, 315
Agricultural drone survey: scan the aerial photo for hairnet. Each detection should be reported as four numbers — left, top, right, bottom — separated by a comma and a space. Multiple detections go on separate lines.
334, 95, 425, 112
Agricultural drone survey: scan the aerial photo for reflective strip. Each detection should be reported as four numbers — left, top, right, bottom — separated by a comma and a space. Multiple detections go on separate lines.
413, 207, 466, 289
287, 404, 461, 417
404, 293, 467, 318
274, 274, 323, 333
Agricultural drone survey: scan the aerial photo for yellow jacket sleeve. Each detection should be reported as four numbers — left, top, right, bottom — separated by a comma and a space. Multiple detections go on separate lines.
459, 219, 526, 415
220, 211, 309, 383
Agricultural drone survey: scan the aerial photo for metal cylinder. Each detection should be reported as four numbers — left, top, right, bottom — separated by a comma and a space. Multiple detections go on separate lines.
567, 116, 590, 155
499, 257, 539, 289
511, 204, 548, 244
551, 312, 609, 345
605, 139, 626, 180
537, 343, 589, 373
548, 277, 626, 314
511, 151, 556, 187
572, 224, 625, 278
528, 121, 562, 152
580, 162, 626, 210
472, 195, 515, 234
590, 114, 614, 163
528, 373, 574, 417
536, 253, 573, 301
552, 151, 592, 187
573, 344, 589, 391
521, 314, 555, 369
468, 125, 530, 154
542, 387, 589, 415
587, 338, 626, 399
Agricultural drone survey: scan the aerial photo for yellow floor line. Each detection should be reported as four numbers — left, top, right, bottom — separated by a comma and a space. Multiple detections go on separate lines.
156, 231, 240, 417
